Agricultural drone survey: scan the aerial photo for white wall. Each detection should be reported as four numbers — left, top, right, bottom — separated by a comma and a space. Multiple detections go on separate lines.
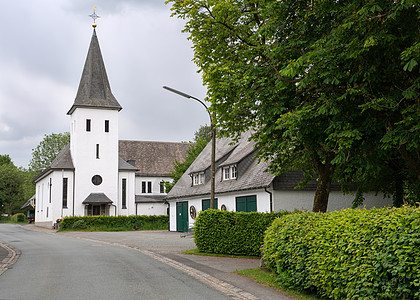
272, 190, 392, 212
117, 171, 136, 216
168, 189, 272, 231
135, 176, 170, 196
136, 202, 168, 216
35, 170, 74, 228
70, 108, 119, 215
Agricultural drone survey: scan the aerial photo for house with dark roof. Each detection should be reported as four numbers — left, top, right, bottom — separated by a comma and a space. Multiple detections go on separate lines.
33, 26, 190, 228
166, 132, 391, 232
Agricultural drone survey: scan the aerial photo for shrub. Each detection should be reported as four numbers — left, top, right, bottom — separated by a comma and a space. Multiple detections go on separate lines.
263, 206, 420, 299
11, 213, 26, 223
194, 210, 290, 256
61, 215, 169, 231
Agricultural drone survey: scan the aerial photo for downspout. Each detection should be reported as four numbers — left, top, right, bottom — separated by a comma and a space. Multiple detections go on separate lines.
264, 187, 273, 212
72, 171, 75, 216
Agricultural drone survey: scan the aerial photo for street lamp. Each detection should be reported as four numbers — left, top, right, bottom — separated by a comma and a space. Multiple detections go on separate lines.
163, 86, 216, 209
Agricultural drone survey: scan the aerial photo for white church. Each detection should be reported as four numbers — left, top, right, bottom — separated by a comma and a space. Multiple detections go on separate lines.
33, 26, 190, 228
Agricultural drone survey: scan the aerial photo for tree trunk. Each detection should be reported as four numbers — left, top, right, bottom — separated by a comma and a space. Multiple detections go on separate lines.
312, 160, 334, 213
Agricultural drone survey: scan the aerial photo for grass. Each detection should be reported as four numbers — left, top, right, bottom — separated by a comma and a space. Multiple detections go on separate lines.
0, 216, 27, 224
181, 248, 259, 259
235, 268, 320, 300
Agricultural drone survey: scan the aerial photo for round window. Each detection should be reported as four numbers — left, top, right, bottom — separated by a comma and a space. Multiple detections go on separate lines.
91, 175, 102, 186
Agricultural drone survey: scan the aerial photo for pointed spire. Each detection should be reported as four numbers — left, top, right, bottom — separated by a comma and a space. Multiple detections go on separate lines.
67, 28, 122, 115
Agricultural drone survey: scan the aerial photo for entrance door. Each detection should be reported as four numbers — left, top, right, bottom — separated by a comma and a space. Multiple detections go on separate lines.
176, 201, 188, 232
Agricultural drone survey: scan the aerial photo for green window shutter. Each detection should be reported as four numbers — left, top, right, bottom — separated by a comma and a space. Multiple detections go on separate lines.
236, 195, 257, 212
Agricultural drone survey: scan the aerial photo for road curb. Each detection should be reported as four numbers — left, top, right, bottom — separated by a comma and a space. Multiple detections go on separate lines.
0, 241, 21, 276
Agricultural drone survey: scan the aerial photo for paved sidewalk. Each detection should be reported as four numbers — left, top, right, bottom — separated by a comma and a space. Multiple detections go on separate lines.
14, 225, 293, 299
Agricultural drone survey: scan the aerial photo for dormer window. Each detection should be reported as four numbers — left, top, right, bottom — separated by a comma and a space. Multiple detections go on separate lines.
223, 165, 237, 181
193, 172, 205, 186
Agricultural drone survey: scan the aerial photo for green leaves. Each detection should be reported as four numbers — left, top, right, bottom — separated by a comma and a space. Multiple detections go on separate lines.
29, 132, 70, 173
263, 207, 420, 299
194, 210, 290, 256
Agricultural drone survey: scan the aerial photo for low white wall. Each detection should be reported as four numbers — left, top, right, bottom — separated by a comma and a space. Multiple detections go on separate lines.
273, 190, 392, 212
136, 202, 167, 216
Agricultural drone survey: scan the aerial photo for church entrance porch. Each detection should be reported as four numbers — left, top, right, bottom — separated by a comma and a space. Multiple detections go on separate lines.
86, 204, 110, 216
82, 193, 113, 216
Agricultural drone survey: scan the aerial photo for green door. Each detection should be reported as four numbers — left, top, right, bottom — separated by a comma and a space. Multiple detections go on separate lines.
236, 195, 257, 212
176, 201, 189, 232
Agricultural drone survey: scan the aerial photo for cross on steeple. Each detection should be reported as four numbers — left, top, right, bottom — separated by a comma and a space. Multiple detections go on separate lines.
89, 7, 100, 27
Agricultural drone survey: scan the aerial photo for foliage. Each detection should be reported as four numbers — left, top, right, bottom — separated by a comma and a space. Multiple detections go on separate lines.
194, 209, 289, 256
10, 213, 26, 223
0, 161, 24, 216
60, 215, 169, 231
167, 0, 419, 211
0, 154, 12, 166
263, 207, 420, 299
29, 132, 70, 173
165, 125, 211, 192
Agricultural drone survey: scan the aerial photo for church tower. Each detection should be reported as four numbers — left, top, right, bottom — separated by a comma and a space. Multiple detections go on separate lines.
67, 25, 122, 216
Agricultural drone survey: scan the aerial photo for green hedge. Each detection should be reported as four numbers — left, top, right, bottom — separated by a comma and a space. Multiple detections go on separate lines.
61, 215, 169, 231
10, 213, 26, 223
263, 206, 420, 299
194, 210, 290, 256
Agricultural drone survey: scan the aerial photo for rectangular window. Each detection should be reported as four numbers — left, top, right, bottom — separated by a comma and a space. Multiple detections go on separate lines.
236, 195, 257, 212
192, 172, 205, 186
231, 165, 237, 179
105, 120, 109, 132
142, 181, 146, 193
224, 167, 230, 180
96, 144, 100, 159
160, 181, 165, 193
202, 199, 218, 211
86, 119, 91, 132
62, 178, 68, 208
147, 181, 152, 193
122, 178, 127, 209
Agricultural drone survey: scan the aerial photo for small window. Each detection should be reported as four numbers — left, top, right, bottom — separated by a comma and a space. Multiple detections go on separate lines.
223, 165, 237, 181
223, 167, 230, 180
63, 178, 68, 208
96, 144, 100, 159
92, 175, 103, 186
86, 119, 91, 132
160, 181, 165, 193
231, 165, 237, 179
193, 172, 205, 186
105, 120, 109, 132
142, 181, 146, 193
122, 178, 127, 209
147, 181, 152, 193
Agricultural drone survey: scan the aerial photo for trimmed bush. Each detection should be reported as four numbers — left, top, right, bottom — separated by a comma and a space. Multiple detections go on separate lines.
263, 206, 420, 299
61, 215, 169, 231
194, 210, 290, 256
11, 213, 26, 223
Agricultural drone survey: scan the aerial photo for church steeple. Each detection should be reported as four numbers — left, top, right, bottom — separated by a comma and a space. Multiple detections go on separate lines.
67, 28, 122, 115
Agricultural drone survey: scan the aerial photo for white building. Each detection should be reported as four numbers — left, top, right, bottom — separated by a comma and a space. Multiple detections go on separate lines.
166, 131, 392, 232
33, 27, 190, 228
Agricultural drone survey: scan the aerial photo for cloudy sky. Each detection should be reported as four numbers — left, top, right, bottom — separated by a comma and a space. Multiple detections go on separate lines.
0, 0, 208, 168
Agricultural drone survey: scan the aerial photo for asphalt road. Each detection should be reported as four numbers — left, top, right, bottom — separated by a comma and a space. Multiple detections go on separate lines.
0, 224, 231, 300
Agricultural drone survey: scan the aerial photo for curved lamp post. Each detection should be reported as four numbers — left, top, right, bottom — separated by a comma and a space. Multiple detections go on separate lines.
163, 86, 216, 209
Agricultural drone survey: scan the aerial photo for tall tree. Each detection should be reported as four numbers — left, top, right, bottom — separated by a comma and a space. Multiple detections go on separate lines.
166, 125, 211, 192
29, 132, 70, 173
168, 0, 419, 211
0, 158, 24, 216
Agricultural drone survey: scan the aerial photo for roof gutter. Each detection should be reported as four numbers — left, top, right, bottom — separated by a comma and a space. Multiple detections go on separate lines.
264, 187, 273, 212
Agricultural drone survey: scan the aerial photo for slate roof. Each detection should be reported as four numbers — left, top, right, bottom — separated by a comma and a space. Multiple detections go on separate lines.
67, 29, 122, 115
166, 132, 276, 200
119, 140, 191, 177
135, 195, 166, 203
33, 144, 74, 182
82, 193, 113, 204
